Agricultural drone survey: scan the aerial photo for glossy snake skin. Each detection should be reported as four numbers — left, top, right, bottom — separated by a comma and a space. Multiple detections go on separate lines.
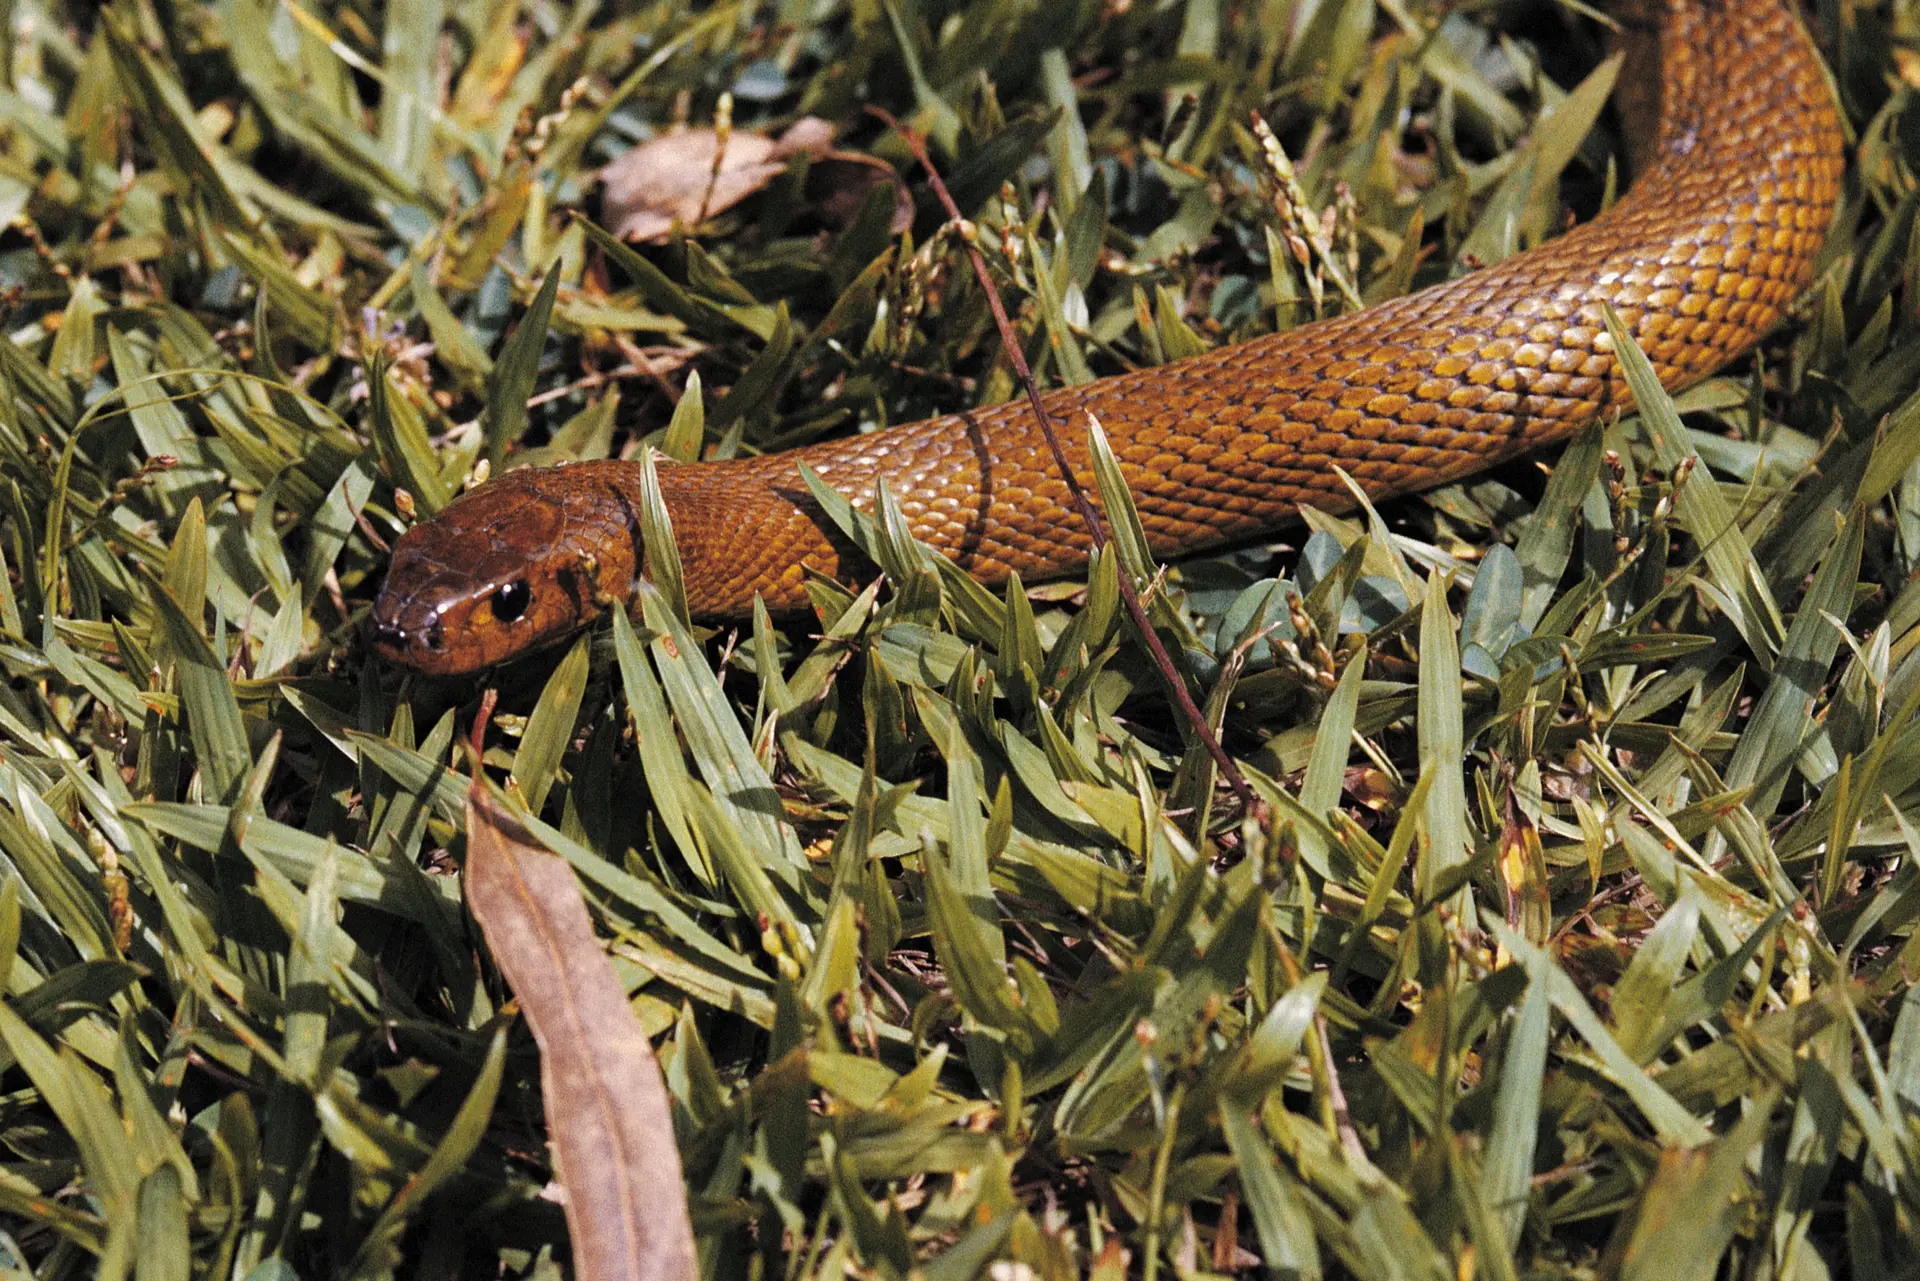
373, 0, 1844, 675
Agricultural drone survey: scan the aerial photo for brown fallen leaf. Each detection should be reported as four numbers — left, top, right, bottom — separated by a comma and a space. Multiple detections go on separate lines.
601, 115, 908, 241
464, 780, 696, 1281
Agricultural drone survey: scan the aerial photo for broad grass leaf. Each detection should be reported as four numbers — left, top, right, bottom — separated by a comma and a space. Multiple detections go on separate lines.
870, 624, 977, 691
1055, 887, 1260, 1140
1644, 912, 1784, 1067
220, 232, 338, 351
1349, 1192, 1452, 1281
1612, 1091, 1777, 1281
1416, 567, 1472, 912
1493, 925, 1706, 1145
1239, 971, 1327, 1093
801, 895, 862, 1016
364, 355, 450, 516
300, 454, 376, 607
347, 1026, 507, 1278
634, 583, 809, 886
917, 1214, 1016, 1281
1860, 384, 1920, 507
633, 451, 687, 626
1220, 1106, 1322, 1280
1888, 968, 1920, 1114
282, 840, 338, 1085
1770, 1044, 1848, 1269
217, 0, 422, 210
1484, 946, 1552, 1245
376, 0, 440, 184
127, 797, 448, 918
106, 328, 222, 512
1331, 767, 1434, 989
159, 497, 208, 635
610, 608, 710, 885
505, 801, 769, 988
0, 323, 75, 431
577, 217, 761, 338
102, 16, 255, 231
509, 633, 589, 817
34, 637, 142, 726
1602, 304, 1784, 663
1609, 883, 1704, 1058
483, 271, 561, 466
709, 302, 794, 427
1024, 227, 1092, 385
0, 877, 17, 991
0, 1002, 137, 1220
149, 584, 250, 806
113, 1022, 198, 1201
409, 260, 493, 393
1721, 505, 1864, 825
1459, 543, 1524, 677
134, 1164, 190, 1281
662, 369, 704, 463
685, 781, 813, 960
1039, 48, 1093, 213
872, 478, 943, 618
935, 714, 1002, 962
4, 2, 1905, 1275
1085, 410, 1155, 588
1458, 53, 1619, 265
919, 825, 1030, 1050
996, 569, 1044, 697
0, 536, 22, 638
797, 464, 1006, 637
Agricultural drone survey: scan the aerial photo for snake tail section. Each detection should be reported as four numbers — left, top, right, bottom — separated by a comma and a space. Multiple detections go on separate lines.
373, 0, 1843, 675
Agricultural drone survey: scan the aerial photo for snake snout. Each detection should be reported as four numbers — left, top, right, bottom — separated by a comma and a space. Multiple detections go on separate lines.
371, 616, 407, 651
368, 579, 459, 671
370, 613, 443, 652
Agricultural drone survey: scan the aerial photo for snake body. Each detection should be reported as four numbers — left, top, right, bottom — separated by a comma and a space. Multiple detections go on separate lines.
373, 0, 1844, 675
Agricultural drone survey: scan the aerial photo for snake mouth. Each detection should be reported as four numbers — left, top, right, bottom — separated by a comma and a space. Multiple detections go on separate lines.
367, 603, 457, 673
371, 617, 407, 654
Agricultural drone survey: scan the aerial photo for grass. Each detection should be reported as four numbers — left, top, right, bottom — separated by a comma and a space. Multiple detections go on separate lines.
1, 0, 1919, 1277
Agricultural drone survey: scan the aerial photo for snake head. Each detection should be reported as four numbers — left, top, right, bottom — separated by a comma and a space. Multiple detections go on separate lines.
370, 464, 640, 675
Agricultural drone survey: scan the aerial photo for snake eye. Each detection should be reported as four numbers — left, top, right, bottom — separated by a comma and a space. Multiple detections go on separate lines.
491, 580, 530, 623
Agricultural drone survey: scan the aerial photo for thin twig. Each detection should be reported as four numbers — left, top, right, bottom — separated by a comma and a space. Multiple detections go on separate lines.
468, 687, 500, 779
1314, 1011, 1366, 1160
871, 107, 1268, 829
524, 362, 645, 409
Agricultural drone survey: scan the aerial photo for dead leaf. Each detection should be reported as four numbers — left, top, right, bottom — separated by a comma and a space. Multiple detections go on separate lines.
464, 782, 696, 1281
602, 117, 832, 241
601, 116, 909, 241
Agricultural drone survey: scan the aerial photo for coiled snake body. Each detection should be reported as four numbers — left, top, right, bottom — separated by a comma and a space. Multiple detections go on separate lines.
373, 0, 1844, 675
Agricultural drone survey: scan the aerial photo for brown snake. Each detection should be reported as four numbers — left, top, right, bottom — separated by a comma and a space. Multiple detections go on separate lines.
373, 0, 1844, 676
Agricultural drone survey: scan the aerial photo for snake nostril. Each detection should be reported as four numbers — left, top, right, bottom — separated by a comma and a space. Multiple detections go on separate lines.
373, 619, 408, 648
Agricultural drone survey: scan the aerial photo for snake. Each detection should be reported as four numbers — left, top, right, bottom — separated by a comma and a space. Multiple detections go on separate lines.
371, 0, 1844, 676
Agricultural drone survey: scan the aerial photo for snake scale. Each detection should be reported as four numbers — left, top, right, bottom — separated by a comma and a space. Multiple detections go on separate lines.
372, 0, 1845, 675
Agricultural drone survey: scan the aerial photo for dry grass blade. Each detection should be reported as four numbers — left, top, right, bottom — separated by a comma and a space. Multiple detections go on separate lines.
464, 781, 695, 1281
